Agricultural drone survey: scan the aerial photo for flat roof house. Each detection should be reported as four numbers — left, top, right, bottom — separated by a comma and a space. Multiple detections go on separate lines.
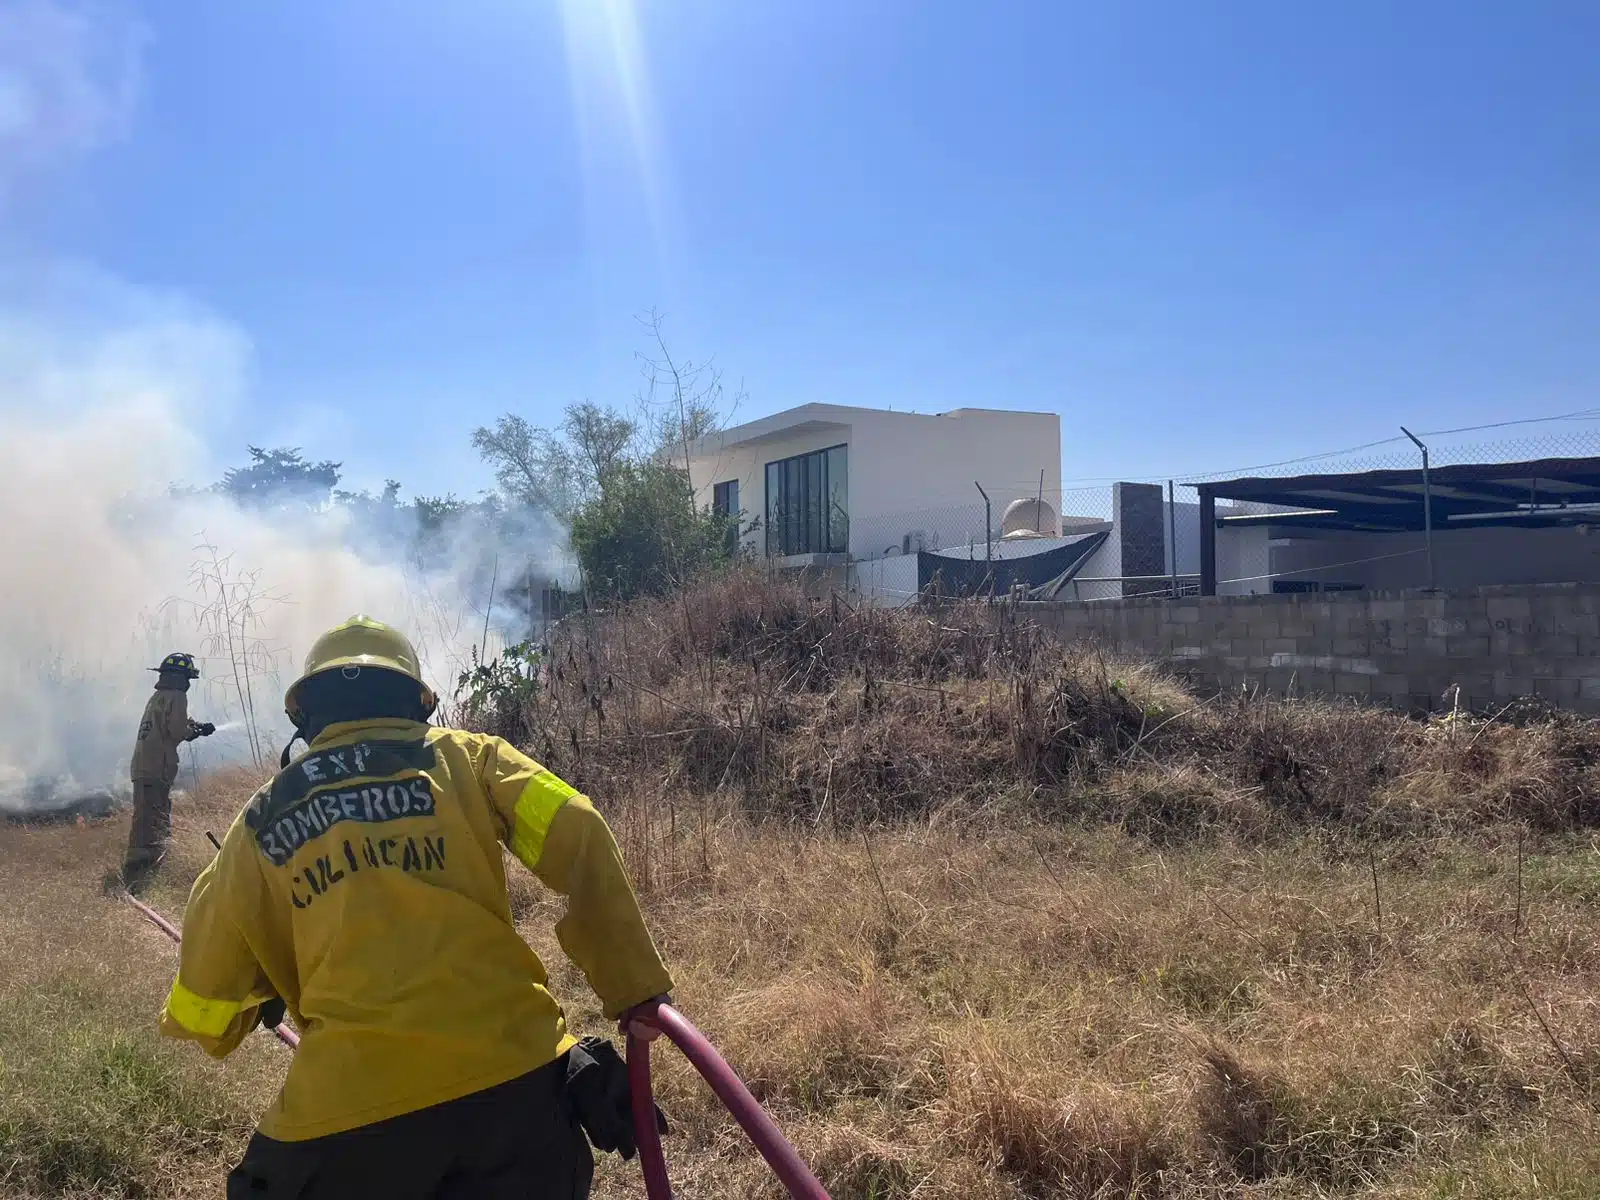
683, 404, 1063, 570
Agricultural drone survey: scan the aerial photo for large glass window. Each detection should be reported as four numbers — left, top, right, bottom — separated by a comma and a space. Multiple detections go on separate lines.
713, 480, 740, 554
765, 445, 848, 556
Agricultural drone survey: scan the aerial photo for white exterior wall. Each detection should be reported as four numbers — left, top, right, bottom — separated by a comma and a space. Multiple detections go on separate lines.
844, 409, 1061, 555
686, 405, 1062, 561
1216, 525, 1274, 595
852, 554, 921, 607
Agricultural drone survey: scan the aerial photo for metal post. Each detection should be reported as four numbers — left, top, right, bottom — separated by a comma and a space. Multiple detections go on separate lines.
1166, 480, 1179, 599
1199, 488, 1217, 596
1400, 426, 1435, 590
1035, 469, 1045, 533
974, 482, 992, 568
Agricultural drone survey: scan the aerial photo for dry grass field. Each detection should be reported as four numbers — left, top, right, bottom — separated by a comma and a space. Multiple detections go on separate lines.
4, 574, 1598, 1198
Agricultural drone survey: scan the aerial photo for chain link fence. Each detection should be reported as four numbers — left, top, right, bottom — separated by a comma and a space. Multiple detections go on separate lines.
839, 415, 1600, 605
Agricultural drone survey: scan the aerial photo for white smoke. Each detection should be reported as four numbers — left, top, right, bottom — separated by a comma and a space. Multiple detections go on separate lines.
0, 2, 565, 812
0, 287, 545, 809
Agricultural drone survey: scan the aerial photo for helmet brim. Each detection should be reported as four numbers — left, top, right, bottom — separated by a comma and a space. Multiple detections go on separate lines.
284, 660, 438, 723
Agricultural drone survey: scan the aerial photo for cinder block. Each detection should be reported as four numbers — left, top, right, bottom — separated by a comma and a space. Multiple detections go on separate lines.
1299, 670, 1336, 696
1530, 594, 1578, 619
1536, 633, 1581, 658
1171, 607, 1201, 624
1262, 669, 1296, 695
1372, 674, 1410, 695
1447, 636, 1491, 658
1369, 600, 1407, 621
1445, 596, 1489, 620
1335, 674, 1373, 696
1544, 614, 1600, 638
1490, 633, 1534, 657
1535, 677, 1580, 704
1331, 636, 1369, 656
1493, 673, 1534, 698
1583, 677, 1600, 702
1487, 595, 1533, 620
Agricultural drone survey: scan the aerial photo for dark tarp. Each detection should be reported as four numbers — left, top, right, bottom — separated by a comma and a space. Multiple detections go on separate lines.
916, 530, 1108, 599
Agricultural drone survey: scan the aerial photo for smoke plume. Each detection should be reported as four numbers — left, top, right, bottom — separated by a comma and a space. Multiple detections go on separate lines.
0, 290, 547, 814
0, 1, 567, 815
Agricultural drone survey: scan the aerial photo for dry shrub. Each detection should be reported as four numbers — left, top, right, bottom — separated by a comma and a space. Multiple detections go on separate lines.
1095, 763, 1271, 845
1411, 1020, 1540, 1126
799, 1125, 927, 1200
1397, 721, 1600, 830
939, 1036, 1171, 1196
1194, 1045, 1418, 1187
1193, 1046, 1286, 1181
714, 974, 920, 1110
517, 572, 1600, 840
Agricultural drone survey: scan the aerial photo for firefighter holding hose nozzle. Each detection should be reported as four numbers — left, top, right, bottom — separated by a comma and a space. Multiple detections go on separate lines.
159, 615, 673, 1198
123, 652, 215, 895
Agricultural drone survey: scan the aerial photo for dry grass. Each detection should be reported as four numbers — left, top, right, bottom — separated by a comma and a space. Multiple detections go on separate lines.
4, 573, 1600, 1197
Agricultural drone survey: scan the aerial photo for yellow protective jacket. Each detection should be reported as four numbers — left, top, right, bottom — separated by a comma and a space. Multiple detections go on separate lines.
159, 719, 673, 1142
131, 686, 192, 785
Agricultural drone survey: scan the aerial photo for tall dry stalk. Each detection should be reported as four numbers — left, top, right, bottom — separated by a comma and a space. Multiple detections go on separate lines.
162, 537, 289, 771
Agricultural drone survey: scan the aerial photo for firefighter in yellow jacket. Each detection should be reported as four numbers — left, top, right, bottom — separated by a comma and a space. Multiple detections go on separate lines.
160, 616, 674, 1199
125, 652, 214, 894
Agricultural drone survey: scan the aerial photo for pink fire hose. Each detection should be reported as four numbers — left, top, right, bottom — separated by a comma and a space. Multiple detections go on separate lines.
626, 999, 832, 1200
123, 892, 301, 1050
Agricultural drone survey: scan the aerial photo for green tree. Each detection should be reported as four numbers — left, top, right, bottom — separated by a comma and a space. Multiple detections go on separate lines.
470, 404, 639, 522
568, 460, 733, 600
219, 446, 343, 510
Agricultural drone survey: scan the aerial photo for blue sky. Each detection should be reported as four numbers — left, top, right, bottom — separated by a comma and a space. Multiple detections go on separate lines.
9, 0, 1600, 496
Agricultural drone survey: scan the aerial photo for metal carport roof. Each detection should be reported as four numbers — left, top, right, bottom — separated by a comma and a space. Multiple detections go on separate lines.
1193, 455, 1600, 594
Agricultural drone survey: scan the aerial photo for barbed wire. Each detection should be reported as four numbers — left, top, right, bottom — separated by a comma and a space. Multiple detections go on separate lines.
1044, 411, 1600, 490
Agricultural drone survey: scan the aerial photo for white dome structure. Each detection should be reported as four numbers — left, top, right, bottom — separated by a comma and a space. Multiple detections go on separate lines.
1000, 496, 1058, 538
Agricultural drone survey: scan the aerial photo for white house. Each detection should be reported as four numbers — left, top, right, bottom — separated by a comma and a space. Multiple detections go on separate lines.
684, 404, 1063, 572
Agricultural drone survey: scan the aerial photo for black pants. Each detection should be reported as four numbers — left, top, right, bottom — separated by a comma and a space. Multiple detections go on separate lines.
227, 1058, 593, 1199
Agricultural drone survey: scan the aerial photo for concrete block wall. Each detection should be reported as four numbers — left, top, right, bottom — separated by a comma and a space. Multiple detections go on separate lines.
1021, 583, 1600, 713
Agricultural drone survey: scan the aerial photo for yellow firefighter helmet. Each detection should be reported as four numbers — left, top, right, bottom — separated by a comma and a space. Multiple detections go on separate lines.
284, 615, 437, 724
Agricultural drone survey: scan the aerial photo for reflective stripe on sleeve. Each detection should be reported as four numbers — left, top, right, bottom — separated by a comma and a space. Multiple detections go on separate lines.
165, 978, 248, 1038
510, 770, 578, 869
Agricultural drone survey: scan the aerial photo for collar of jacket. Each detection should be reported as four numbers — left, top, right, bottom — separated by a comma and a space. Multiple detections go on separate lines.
308, 718, 433, 749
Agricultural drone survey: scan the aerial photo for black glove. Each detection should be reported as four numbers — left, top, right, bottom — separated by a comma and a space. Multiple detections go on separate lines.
565, 1036, 668, 1161
197, 722, 217, 737
257, 997, 287, 1031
